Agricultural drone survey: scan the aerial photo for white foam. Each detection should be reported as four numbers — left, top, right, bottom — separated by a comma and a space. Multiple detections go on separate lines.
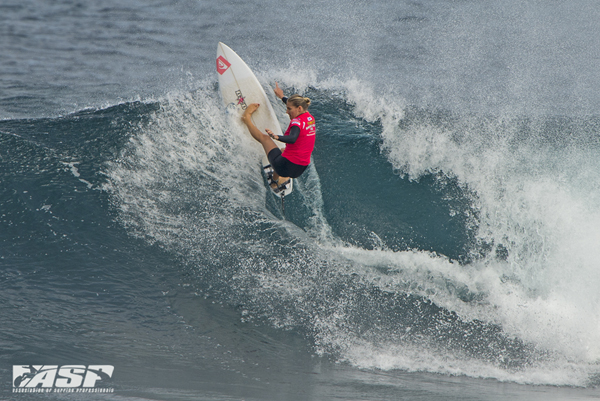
325, 79, 600, 381
104, 77, 600, 386
336, 338, 593, 386
61, 161, 94, 189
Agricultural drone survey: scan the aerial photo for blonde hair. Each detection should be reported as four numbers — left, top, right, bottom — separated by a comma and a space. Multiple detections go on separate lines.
287, 94, 311, 110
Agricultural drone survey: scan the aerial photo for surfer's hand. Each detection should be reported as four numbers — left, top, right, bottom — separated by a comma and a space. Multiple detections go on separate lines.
274, 82, 284, 99
266, 129, 277, 139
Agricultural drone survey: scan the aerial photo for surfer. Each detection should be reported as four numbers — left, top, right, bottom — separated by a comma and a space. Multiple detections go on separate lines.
241, 82, 316, 188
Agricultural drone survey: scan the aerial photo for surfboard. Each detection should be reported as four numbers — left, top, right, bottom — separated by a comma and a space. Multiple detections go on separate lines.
216, 42, 293, 197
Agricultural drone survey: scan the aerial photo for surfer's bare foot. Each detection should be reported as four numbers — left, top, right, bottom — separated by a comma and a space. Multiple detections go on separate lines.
241, 103, 259, 125
240, 102, 278, 153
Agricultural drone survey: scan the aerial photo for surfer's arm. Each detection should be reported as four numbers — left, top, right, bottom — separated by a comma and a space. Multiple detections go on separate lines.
274, 126, 300, 144
274, 82, 285, 101
266, 126, 300, 143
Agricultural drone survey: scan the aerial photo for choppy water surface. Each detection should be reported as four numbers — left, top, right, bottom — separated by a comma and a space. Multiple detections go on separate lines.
2, 1, 600, 399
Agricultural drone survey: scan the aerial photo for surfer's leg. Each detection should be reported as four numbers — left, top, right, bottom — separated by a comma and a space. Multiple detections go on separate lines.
266, 148, 291, 187
272, 174, 290, 188
242, 105, 291, 187
241, 103, 278, 156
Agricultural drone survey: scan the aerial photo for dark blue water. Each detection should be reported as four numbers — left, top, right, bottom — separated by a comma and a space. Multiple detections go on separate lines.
2, 1, 600, 400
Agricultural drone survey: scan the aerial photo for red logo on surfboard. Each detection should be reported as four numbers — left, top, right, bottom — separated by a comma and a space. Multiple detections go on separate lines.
216, 56, 231, 75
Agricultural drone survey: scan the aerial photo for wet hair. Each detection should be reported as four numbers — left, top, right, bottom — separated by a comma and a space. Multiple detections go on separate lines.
287, 94, 311, 110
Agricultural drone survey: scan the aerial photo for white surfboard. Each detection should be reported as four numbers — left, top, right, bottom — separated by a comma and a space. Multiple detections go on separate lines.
216, 42, 292, 197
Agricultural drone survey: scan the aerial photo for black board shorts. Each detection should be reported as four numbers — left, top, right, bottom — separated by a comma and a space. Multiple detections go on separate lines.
267, 148, 308, 178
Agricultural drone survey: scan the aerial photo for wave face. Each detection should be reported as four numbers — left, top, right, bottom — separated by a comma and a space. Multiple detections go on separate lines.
3, 0, 600, 397
99, 79, 600, 386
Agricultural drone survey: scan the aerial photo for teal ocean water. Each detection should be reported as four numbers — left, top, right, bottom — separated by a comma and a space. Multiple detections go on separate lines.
2, 1, 600, 399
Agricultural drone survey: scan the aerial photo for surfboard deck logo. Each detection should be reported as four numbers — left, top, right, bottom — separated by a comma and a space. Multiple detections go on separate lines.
216, 56, 231, 75
235, 89, 247, 110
